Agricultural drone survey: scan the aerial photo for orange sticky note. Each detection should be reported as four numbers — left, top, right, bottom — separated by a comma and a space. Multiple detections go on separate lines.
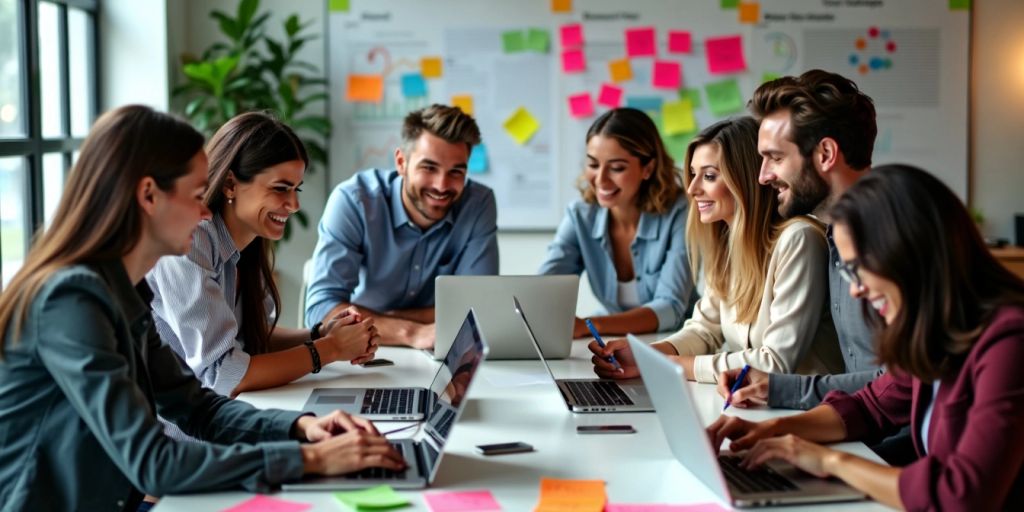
346, 74, 383, 103
451, 94, 474, 116
421, 57, 443, 78
551, 0, 572, 12
535, 478, 606, 512
739, 2, 760, 24
608, 58, 633, 82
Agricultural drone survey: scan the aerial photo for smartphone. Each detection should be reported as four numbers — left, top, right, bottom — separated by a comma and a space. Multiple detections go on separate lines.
475, 442, 534, 456
361, 358, 395, 368
576, 425, 636, 434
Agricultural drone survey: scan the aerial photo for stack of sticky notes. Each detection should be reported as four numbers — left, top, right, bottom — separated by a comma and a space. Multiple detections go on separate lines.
534, 478, 606, 512
335, 485, 409, 511
221, 496, 311, 512
423, 490, 502, 511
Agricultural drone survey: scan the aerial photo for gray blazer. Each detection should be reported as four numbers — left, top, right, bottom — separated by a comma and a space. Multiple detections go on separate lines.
0, 260, 306, 512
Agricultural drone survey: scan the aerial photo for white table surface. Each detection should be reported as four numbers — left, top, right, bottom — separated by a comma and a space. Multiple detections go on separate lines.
154, 337, 890, 511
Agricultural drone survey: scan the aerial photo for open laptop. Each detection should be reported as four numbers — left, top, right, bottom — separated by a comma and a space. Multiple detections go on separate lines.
302, 309, 486, 421
513, 296, 654, 413
434, 275, 578, 360
627, 335, 866, 507
285, 310, 488, 490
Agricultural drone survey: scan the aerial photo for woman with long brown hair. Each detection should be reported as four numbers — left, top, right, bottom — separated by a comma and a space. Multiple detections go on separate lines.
0, 106, 403, 511
147, 112, 378, 398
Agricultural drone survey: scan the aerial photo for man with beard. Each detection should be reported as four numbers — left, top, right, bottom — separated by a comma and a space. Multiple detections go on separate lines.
306, 105, 497, 349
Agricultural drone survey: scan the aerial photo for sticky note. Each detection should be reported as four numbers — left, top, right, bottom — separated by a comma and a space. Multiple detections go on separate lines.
652, 60, 682, 89
738, 2, 760, 24
421, 57, 443, 78
560, 23, 584, 49
562, 49, 586, 73
597, 83, 624, 108
949, 0, 970, 9
400, 73, 427, 98
527, 28, 551, 53
423, 490, 501, 511
721, 0, 739, 8
668, 31, 692, 53
606, 504, 730, 512
551, 0, 572, 13
568, 92, 595, 118
328, 0, 349, 12
346, 74, 384, 103
535, 478, 606, 512
608, 58, 633, 82
335, 485, 409, 510
705, 35, 747, 74
705, 78, 745, 116
679, 87, 702, 108
761, 72, 780, 84
625, 27, 657, 58
626, 96, 663, 113
222, 495, 312, 512
468, 144, 488, 174
502, 30, 525, 53
662, 99, 696, 135
662, 131, 693, 162
503, 107, 541, 145
451, 94, 474, 116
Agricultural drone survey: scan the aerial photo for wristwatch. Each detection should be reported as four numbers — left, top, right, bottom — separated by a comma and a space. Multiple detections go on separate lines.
310, 321, 323, 340
304, 340, 322, 374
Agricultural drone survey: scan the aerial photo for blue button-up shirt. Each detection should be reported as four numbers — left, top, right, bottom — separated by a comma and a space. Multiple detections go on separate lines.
537, 197, 697, 331
305, 169, 499, 326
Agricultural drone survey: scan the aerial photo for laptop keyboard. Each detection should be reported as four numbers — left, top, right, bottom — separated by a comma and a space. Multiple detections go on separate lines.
347, 443, 410, 480
362, 388, 415, 415
718, 455, 800, 494
565, 381, 635, 407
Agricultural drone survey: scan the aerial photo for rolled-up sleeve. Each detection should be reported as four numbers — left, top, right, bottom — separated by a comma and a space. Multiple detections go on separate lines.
306, 185, 366, 326
661, 291, 724, 375
453, 186, 499, 275
538, 206, 585, 276
641, 204, 693, 331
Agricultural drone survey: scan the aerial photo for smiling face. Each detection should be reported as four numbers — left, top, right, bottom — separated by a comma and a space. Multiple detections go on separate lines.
685, 142, 736, 226
149, 151, 212, 256
224, 159, 305, 246
396, 131, 469, 229
833, 222, 902, 325
584, 134, 650, 212
757, 110, 829, 218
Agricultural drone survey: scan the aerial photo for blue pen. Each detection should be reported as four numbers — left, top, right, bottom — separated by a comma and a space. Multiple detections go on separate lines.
585, 318, 622, 371
722, 364, 751, 412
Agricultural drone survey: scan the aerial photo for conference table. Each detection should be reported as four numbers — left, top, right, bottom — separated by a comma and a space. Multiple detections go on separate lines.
155, 336, 890, 511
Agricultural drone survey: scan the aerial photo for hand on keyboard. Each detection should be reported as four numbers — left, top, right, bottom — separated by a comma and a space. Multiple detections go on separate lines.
300, 429, 407, 476
297, 410, 380, 442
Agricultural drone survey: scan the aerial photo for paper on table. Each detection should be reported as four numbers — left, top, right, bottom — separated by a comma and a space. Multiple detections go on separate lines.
421, 57, 443, 78
560, 23, 584, 49
625, 27, 657, 58
423, 490, 502, 511
468, 144, 488, 174
597, 83, 624, 108
668, 31, 692, 53
452, 94, 474, 116
704, 78, 744, 116
562, 49, 586, 73
535, 478, 606, 512
662, 98, 696, 136
346, 75, 384, 103
705, 35, 746, 74
568, 92, 595, 118
608, 58, 633, 82
335, 485, 409, 510
652, 60, 682, 89
503, 107, 541, 145
605, 504, 730, 512
400, 73, 427, 98
502, 30, 526, 53
221, 495, 312, 512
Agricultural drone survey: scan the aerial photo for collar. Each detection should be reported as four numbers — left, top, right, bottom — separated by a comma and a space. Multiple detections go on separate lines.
93, 258, 153, 331
589, 207, 659, 240
211, 214, 241, 264
388, 171, 457, 231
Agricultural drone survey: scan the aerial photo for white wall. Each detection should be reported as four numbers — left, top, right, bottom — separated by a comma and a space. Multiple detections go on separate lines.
99, 0, 170, 110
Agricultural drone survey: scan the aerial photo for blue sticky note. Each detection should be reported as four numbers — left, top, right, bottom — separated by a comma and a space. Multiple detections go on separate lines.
468, 144, 488, 173
401, 73, 427, 97
626, 96, 664, 114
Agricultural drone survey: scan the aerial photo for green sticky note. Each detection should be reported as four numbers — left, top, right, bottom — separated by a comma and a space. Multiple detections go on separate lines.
705, 78, 745, 116
335, 485, 409, 510
526, 28, 550, 53
761, 72, 781, 84
678, 87, 702, 109
328, 0, 350, 12
721, 0, 740, 9
949, 0, 970, 9
664, 131, 696, 162
502, 30, 526, 53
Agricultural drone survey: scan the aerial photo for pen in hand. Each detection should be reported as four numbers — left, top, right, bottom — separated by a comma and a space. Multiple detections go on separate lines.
722, 364, 751, 412
585, 318, 622, 372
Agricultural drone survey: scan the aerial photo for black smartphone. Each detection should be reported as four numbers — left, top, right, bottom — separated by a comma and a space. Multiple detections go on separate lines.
576, 425, 636, 434
475, 442, 534, 456
361, 358, 395, 368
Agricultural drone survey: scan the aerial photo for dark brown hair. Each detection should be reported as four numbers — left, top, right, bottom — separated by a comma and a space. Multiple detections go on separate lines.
749, 69, 877, 170
0, 106, 204, 356
401, 104, 481, 155
205, 112, 308, 355
830, 165, 1024, 381
579, 107, 682, 214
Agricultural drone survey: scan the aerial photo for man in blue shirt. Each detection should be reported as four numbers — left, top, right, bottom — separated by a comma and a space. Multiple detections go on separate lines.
305, 105, 498, 349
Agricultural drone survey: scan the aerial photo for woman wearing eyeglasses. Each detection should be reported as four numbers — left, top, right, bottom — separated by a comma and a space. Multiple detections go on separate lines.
706, 165, 1024, 510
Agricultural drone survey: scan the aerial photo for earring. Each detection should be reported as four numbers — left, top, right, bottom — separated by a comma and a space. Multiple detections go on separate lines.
227, 197, 233, 204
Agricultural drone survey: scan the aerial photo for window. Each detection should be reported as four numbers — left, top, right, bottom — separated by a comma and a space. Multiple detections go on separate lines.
0, 0, 98, 288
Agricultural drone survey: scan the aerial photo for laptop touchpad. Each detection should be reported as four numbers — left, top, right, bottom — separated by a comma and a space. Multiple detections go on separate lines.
316, 394, 357, 404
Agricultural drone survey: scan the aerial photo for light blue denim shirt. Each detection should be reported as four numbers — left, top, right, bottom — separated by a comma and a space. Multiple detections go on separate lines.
305, 169, 499, 327
538, 196, 697, 331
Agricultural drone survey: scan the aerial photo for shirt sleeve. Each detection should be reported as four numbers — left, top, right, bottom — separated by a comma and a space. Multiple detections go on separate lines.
453, 186, 499, 275
305, 185, 366, 326
640, 204, 695, 331
660, 290, 724, 374
768, 368, 885, 410
538, 205, 585, 276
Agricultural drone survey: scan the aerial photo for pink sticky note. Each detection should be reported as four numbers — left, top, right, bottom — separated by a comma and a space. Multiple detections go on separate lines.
705, 35, 747, 74
568, 92, 595, 118
560, 23, 584, 49
562, 49, 586, 73
605, 504, 731, 512
423, 490, 502, 511
652, 60, 682, 89
625, 26, 657, 57
597, 83, 624, 108
221, 495, 312, 512
668, 30, 692, 53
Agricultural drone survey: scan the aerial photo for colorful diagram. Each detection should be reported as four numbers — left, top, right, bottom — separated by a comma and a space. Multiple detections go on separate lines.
849, 27, 897, 75
762, 32, 798, 73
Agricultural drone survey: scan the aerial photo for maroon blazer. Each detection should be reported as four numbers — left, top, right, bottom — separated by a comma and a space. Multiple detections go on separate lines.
822, 305, 1024, 511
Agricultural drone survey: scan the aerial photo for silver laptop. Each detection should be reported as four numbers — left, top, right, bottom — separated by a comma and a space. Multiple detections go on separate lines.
285, 310, 488, 490
302, 309, 487, 421
627, 335, 866, 507
434, 275, 578, 360
513, 296, 654, 413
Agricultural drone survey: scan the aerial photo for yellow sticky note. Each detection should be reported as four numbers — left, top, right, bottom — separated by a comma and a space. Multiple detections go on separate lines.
503, 107, 540, 145
536, 478, 606, 512
452, 94, 474, 116
551, 0, 572, 13
421, 57, 443, 78
739, 2, 760, 24
608, 58, 633, 83
346, 74, 383, 103
662, 98, 696, 136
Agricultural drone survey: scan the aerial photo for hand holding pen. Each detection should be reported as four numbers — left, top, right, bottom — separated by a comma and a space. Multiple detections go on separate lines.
585, 318, 622, 371
722, 364, 751, 412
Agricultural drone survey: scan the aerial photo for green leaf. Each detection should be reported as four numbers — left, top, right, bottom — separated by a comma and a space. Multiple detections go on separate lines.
185, 97, 207, 118
237, 0, 259, 29
220, 98, 238, 119
210, 11, 241, 42
291, 116, 331, 137
305, 140, 328, 167
285, 15, 301, 37
171, 83, 197, 98
297, 92, 328, 109
224, 76, 253, 93
183, 61, 215, 83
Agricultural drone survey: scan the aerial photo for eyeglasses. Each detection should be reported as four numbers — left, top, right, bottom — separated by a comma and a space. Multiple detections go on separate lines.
837, 260, 864, 289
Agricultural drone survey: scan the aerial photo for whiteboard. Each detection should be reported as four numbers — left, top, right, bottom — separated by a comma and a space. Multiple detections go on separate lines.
327, 0, 970, 230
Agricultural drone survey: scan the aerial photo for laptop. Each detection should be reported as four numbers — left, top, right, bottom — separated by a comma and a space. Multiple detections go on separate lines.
284, 310, 488, 490
627, 335, 866, 507
513, 296, 654, 413
434, 275, 579, 360
302, 309, 487, 421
